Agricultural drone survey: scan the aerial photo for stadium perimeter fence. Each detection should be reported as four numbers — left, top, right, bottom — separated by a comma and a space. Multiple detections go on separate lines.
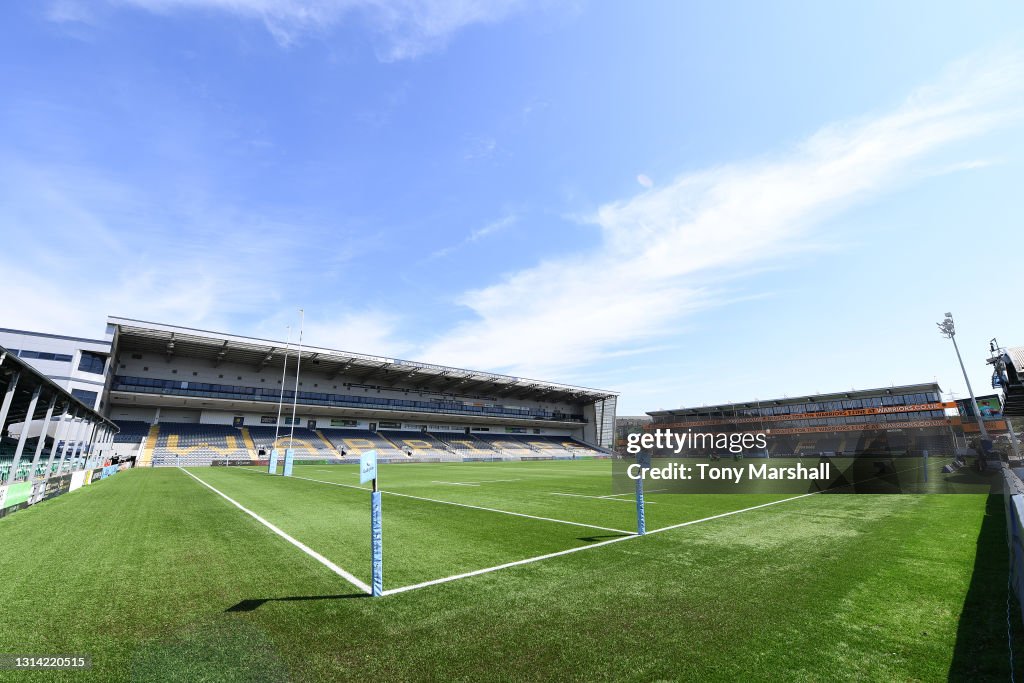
1002, 464, 1024, 623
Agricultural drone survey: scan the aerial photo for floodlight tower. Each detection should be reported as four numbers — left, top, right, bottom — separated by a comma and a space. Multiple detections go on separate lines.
936, 313, 990, 446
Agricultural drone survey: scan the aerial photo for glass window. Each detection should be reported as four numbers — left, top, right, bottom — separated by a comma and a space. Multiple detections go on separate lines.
78, 351, 107, 375
71, 388, 98, 406
18, 350, 73, 363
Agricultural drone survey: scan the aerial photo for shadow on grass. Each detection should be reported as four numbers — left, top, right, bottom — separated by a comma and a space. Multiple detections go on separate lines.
576, 534, 631, 543
948, 494, 1024, 681
227, 593, 369, 612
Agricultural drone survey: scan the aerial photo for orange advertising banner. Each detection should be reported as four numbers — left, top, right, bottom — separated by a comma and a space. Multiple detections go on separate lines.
765, 419, 949, 435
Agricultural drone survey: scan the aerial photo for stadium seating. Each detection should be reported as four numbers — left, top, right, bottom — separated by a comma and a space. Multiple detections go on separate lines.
466, 434, 605, 458
560, 437, 607, 456
794, 440, 819, 456
521, 435, 595, 457
113, 420, 151, 443
318, 429, 405, 457
468, 434, 536, 456
91, 421, 607, 466
433, 433, 505, 458
380, 431, 458, 459
246, 426, 337, 459
151, 422, 251, 466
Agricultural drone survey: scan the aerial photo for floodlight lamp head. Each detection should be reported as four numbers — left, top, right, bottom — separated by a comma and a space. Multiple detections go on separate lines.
936, 314, 955, 338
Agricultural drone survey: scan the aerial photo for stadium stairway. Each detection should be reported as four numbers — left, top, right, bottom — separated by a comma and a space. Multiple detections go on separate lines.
523, 440, 553, 454
139, 424, 160, 467
377, 431, 414, 457
472, 435, 536, 456
524, 437, 574, 457
381, 431, 459, 460
239, 427, 259, 461
434, 437, 461, 458
435, 433, 504, 458
512, 438, 547, 455
314, 429, 340, 453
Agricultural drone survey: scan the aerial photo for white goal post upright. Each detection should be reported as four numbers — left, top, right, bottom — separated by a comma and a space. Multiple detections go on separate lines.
269, 325, 291, 474
284, 309, 304, 478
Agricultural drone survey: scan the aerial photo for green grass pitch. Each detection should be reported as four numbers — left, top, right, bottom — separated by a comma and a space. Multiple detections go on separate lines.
0, 460, 1020, 681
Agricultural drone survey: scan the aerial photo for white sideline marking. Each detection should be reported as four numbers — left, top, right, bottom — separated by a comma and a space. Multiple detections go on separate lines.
233, 468, 632, 535
178, 468, 371, 595
381, 535, 635, 596
645, 492, 818, 535
550, 492, 656, 504
431, 481, 479, 486
382, 491, 815, 597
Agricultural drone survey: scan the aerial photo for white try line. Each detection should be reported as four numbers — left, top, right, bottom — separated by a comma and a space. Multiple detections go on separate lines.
231, 467, 633, 536
549, 492, 656, 504
382, 491, 815, 597
178, 468, 371, 595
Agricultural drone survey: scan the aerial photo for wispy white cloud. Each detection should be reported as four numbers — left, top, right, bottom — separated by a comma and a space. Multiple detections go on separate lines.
468, 213, 516, 242
46, 0, 98, 24
931, 158, 998, 174
636, 173, 653, 189
429, 213, 517, 259
53, 0, 529, 60
419, 51, 1024, 378
462, 134, 498, 160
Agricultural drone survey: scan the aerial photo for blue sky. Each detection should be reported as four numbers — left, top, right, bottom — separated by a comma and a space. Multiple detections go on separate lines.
2, 1, 1023, 414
